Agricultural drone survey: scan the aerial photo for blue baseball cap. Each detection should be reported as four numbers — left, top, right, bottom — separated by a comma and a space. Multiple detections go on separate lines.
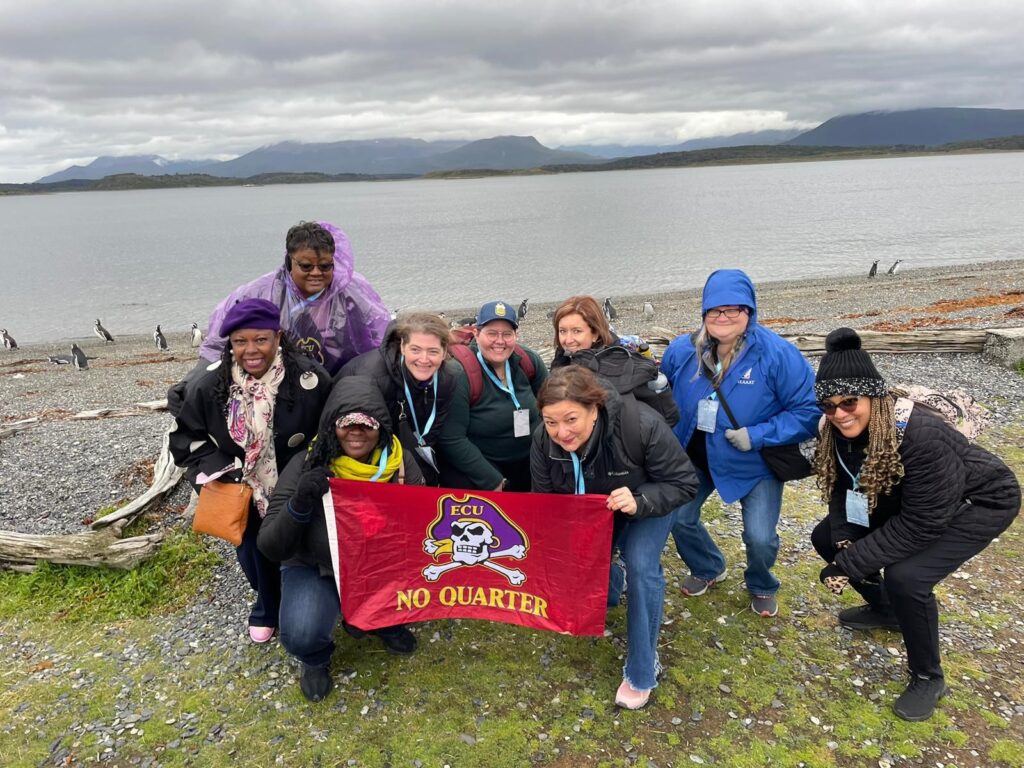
476, 300, 519, 329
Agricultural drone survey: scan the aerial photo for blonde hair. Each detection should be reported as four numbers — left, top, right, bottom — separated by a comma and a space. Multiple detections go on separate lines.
813, 395, 905, 511
691, 324, 745, 384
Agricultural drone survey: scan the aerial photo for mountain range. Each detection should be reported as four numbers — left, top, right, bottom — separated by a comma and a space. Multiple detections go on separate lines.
33, 107, 1024, 184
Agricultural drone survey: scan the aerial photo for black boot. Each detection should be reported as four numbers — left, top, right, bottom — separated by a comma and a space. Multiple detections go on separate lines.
299, 663, 332, 702
372, 624, 417, 656
838, 604, 900, 631
893, 675, 947, 721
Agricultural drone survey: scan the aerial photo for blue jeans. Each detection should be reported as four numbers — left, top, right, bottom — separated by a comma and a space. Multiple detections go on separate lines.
279, 565, 340, 667
618, 511, 675, 691
670, 470, 784, 597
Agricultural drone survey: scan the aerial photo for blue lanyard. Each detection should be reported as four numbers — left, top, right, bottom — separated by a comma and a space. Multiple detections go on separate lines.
835, 446, 860, 490
400, 356, 437, 446
476, 350, 522, 410
707, 361, 722, 401
570, 452, 585, 495
369, 443, 390, 482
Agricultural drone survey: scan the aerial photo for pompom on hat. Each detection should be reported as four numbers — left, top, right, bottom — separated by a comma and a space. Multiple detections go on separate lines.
814, 327, 888, 400
220, 298, 282, 337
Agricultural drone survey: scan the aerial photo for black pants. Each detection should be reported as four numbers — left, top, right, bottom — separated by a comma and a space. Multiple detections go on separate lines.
812, 513, 1006, 679
236, 504, 281, 628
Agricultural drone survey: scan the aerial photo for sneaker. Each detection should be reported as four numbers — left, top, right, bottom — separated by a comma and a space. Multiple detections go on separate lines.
750, 594, 778, 618
893, 675, 947, 721
248, 625, 275, 644
372, 624, 417, 656
299, 663, 332, 702
838, 604, 900, 631
681, 568, 727, 597
614, 679, 651, 710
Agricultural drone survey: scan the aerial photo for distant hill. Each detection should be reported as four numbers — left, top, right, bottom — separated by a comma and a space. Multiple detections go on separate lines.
420, 136, 601, 171
561, 129, 803, 158
788, 107, 1024, 147
38, 155, 211, 183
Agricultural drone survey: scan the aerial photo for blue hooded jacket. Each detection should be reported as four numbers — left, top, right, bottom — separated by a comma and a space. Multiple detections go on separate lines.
661, 269, 819, 503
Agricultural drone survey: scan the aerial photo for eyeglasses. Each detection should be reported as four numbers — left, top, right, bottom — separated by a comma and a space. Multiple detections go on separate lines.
480, 329, 517, 342
817, 397, 860, 415
294, 262, 334, 274
706, 307, 745, 319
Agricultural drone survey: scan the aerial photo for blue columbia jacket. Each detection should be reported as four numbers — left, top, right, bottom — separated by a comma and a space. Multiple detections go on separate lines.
661, 269, 819, 503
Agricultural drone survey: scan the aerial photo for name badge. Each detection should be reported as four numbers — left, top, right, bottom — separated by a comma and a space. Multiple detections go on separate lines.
697, 398, 719, 433
846, 489, 870, 527
415, 445, 438, 473
513, 408, 531, 438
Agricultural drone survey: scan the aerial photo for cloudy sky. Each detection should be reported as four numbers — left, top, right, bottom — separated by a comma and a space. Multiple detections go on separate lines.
2, 0, 1022, 183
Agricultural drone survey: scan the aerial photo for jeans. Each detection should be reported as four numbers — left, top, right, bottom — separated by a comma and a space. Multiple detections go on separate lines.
235, 505, 281, 628
670, 469, 784, 596
618, 511, 675, 691
279, 565, 340, 667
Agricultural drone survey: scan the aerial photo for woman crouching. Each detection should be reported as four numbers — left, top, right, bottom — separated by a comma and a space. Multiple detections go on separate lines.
258, 376, 424, 702
811, 328, 1020, 721
531, 366, 697, 709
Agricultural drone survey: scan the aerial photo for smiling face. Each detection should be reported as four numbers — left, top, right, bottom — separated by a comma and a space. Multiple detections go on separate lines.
475, 320, 518, 369
400, 331, 446, 382
335, 422, 380, 462
557, 312, 599, 354
822, 395, 871, 439
542, 399, 599, 453
229, 328, 282, 378
703, 305, 750, 349
288, 246, 335, 298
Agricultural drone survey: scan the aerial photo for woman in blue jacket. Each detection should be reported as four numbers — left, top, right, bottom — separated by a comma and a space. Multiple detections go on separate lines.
661, 270, 819, 617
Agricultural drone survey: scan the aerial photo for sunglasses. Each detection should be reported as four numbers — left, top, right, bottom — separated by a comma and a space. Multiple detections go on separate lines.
818, 397, 860, 415
294, 261, 335, 274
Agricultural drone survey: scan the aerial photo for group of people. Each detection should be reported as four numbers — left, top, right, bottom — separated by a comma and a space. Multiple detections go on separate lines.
168, 220, 1019, 721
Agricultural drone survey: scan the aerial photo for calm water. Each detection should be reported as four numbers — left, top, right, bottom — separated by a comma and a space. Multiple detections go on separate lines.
1, 153, 1022, 343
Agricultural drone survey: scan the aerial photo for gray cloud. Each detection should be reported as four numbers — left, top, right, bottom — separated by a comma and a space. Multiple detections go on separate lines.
1, 0, 1022, 181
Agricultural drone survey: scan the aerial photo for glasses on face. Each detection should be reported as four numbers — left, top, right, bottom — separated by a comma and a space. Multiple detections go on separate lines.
706, 307, 745, 320
480, 329, 516, 342
818, 397, 860, 415
294, 261, 334, 274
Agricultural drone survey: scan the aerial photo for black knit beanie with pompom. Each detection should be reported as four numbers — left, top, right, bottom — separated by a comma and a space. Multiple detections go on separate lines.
814, 327, 888, 400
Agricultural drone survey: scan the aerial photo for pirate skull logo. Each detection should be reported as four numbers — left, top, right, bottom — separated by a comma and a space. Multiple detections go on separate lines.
450, 519, 495, 565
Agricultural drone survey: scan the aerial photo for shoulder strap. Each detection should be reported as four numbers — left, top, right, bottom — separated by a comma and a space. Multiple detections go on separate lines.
706, 371, 741, 429
515, 345, 536, 382
448, 344, 484, 406
620, 395, 645, 466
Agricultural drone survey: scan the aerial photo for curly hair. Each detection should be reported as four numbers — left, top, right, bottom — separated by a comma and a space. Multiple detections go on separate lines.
813, 394, 905, 510
212, 334, 306, 415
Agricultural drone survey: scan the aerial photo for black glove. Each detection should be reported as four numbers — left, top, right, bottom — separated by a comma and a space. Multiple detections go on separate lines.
290, 468, 331, 520
819, 562, 849, 595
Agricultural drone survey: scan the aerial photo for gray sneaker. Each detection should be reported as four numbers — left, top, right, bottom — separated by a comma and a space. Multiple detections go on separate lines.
750, 593, 778, 618
681, 568, 727, 597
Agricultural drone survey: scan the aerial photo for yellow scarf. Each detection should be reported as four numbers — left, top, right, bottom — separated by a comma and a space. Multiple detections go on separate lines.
329, 435, 404, 482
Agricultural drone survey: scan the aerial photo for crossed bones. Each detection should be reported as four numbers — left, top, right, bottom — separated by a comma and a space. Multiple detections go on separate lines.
422, 540, 527, 585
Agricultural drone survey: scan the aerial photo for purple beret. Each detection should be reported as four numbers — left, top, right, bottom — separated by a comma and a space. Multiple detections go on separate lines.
220, 298, 282, 336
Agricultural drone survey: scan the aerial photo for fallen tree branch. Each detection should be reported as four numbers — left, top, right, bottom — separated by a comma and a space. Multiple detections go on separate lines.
0, 417, 40, 440
0, 519, 164, 570
91, 430, 184, 530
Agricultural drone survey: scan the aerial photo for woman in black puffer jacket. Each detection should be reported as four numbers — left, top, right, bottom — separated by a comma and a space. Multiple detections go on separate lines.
531, 366, 697, 711
811, 328, 1019, 723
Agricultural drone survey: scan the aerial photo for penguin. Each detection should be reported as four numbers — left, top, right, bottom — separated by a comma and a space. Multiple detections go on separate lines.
71, 343, 89, 370
389, 308, 399, 321
154, 324, 168, 351
603, 297, 617, 322
642, 302, 655, 320
190, 322, 203, 348
455, 317, 476, 328
868, 260, 879, 278
1, 328, 16, 350
887, 259, 903, 275
47, 354, 73, 365
517, 299, 529, 322
94, 319, 114, 343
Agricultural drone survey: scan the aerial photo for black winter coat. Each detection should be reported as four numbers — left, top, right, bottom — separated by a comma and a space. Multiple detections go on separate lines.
169, 353, 331, 489
530, 387, 698, 520
258, 375, 424, 575
828, 405, 1020, 581
337, 323, 458, 484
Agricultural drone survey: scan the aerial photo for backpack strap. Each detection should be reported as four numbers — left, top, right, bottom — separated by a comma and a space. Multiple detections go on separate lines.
619, 394, 645, 467
449, 344, 537, 407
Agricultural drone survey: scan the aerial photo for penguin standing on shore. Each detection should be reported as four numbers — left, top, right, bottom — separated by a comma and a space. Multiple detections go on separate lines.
887, 259, 903, 275
94, 319, 114, 343
71, 343, 89, 370
642, 301, 655, 320
154, 324, 169, 351
868, 260, 879, 278
190, 322, 203, 347
1, 329, 16, 350
517, 299, 529, 323
603, 297, 617, 322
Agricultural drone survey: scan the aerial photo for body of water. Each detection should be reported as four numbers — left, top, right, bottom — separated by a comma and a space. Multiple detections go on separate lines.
1, 152, 1022, 343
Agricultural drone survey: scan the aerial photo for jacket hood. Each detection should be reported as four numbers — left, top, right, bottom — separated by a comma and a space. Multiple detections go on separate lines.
318, 375, 394, 444
701, 269, 758, 325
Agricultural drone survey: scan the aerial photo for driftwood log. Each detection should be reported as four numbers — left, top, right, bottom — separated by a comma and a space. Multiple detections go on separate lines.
90, 430, 183, 530
783, 329, 989, 356
0, 519, 164, 571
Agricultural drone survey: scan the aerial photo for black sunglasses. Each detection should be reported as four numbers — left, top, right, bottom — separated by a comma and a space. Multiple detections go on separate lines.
294, 261, 335, 274
818, 397, 860, 415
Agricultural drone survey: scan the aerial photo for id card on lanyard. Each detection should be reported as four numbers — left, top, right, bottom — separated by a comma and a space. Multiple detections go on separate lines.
697, 361, 723, 433
836, 449, 870, 527
401, 360, 440, 471
477, 351, 531, 438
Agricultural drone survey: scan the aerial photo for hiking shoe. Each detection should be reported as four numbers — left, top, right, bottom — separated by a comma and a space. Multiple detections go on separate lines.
299, 663, 332, 702
838, 604, 900, 631
341, 619, 367, 639
614, 679, 651, 710
248, 625, 275, 644
372, 624, 418, 656
893, 675, 947, 721
681, 568, 727, 597
750, 593, 778, 618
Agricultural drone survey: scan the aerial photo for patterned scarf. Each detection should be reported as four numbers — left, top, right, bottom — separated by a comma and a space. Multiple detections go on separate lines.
227, 350, 285, 517
329, 436, 404, 482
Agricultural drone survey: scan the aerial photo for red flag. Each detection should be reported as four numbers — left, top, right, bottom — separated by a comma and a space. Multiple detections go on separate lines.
325, 479, 613, 637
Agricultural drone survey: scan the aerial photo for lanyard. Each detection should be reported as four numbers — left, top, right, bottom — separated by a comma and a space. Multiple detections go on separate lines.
570, 452, 585, 495
707, 361, 722, 401
834, 446, 860, 490
477, 350, 522, 410
400, 356, 437, 446
369, 443, 390, 482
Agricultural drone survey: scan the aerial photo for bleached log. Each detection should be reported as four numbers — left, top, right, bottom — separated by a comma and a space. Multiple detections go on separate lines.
0, 417, 40, 440
784, 329, 989, 356
0, 519, 164, 570
136, 399, 169, 411
90, 430, 184, 530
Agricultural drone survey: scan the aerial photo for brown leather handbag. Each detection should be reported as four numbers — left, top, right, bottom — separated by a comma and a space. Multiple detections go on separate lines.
192, 480, 253, 546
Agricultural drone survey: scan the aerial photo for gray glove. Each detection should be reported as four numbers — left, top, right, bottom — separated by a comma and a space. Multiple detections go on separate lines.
725, 427, 752, 452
